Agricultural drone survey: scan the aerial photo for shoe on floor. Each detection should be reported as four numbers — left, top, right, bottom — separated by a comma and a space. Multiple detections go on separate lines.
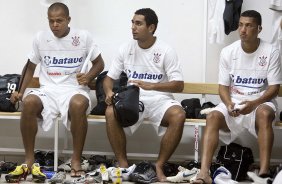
247, 171, 273, 184
109, 167, 122, 184
31, 163, 46, 183
100, 163, 109, 182
129, 161, 157, 183
58, 157, 90, 172
72, 170, 102, 183
0, 161, 17, 174
167, 166, 199, 183
49, 171, 66, 183
5, 163, 29, 183
121, 164, 136, 181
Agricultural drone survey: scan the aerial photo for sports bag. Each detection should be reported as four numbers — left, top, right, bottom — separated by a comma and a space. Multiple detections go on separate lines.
181, 98, 201, 118
90, 71, 128, 115
0, 74, 21, 112
112, 85, 144, 127
215, 142, 254, 181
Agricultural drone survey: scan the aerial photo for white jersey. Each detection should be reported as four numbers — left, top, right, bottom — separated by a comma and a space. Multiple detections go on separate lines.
269, 11, 282, 52
208, 0, 225, 44
270, 0, 282, 10
28, 28, 101, 88
218, 40, 282, 101
107, 39, 183, 97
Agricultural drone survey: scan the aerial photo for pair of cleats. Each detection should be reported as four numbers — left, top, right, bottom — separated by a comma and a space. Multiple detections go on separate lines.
62, 164, 136, 184
166, 166, 200, 183
5, 163, 46, 183
98, 163, 137, 182
247, 171, 273, 184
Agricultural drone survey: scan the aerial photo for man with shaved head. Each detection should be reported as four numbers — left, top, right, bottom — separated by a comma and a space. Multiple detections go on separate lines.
6, 2, 104, 183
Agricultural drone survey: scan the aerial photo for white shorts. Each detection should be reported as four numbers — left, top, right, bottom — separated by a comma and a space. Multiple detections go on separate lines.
26, 86, 91, 131
123, 94, 181, 136
213, 99, 277, 144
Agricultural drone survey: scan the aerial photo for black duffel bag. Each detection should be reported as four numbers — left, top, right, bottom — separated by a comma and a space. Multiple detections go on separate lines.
0, 74, 21, 112
112, 85, 144, 127
181, 98, 201, 118
90, 71, 128, 115
215, 142, 254, 181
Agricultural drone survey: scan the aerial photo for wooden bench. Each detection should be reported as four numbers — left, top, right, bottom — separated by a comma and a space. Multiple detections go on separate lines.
0, 77, 281, 171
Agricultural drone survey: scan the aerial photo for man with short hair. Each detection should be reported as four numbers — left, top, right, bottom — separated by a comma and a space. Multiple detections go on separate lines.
193, 10, 282, 184
103, 8, 185, 182
6, 2, 104, 183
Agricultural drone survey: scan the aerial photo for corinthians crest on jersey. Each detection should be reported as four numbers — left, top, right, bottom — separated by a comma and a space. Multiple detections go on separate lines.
258, 55, 267, 66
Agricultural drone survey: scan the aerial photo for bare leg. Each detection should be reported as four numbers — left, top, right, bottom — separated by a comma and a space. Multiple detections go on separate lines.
156, 106, 185, 182
192, 111, 228, 184
20, 94, 43, 168
69, 94, 88, 175
255, 105, 274, 175
105, 106, 128, 168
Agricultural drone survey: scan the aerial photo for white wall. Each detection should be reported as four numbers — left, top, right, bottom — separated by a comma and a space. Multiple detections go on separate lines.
0, 0, 281, 162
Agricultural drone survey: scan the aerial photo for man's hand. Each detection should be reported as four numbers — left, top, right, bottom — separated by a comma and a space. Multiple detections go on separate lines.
129, 80, 154, 90
76, 73, 89, 85
227, 103, 241, 117
228, 101, 257, 117
237, 101, 257, 115
10, 92, 23, 104
105, 91, 114, 106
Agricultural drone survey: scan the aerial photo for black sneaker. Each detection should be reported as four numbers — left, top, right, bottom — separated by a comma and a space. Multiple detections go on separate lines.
163, 162, 179, 177
129, 161, 157, 183
34, 150, 46, 167
88, 155, 107, 167
0, 161, 17, 174
43, 151, 55, 171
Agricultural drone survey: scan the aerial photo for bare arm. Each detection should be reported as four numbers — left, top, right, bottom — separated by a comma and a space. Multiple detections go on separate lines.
10, 60, 36, 103
103, 76, 115, 105
77, 54, 105, 86
129, 80, 184, 93
219, 84, 235, 113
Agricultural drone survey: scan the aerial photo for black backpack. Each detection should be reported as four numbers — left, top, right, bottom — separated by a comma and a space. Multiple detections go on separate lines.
214, 142, 254, 181
90, 71, 127, 115
0, 74, 21, 112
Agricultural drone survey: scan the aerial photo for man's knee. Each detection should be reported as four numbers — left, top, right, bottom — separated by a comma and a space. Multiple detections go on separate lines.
163, 106, 185, 127
69, 95, 89, 113
105, 106, 118, 122
256, 106, 275, 130
256, 105, 275, 122
206, 111, 226, 129
22, 95, 42, 114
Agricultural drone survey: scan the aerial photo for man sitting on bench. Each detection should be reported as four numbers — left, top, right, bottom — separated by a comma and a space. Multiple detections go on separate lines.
193, 10, 282, 184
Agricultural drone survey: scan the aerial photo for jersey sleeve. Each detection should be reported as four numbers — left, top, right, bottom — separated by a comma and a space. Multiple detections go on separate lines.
163, 47, 183, 81
267, 47, 282, 85
107, 45, 125, 80
218, 48, 231, 86
27, 32, 42, 65
85, 31, 101, 62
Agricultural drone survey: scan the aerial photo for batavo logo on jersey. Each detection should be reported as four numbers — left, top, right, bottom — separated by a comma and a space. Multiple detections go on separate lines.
127, 70, 163, 80
231, 74, 267, 86
44, 56, 83, 68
